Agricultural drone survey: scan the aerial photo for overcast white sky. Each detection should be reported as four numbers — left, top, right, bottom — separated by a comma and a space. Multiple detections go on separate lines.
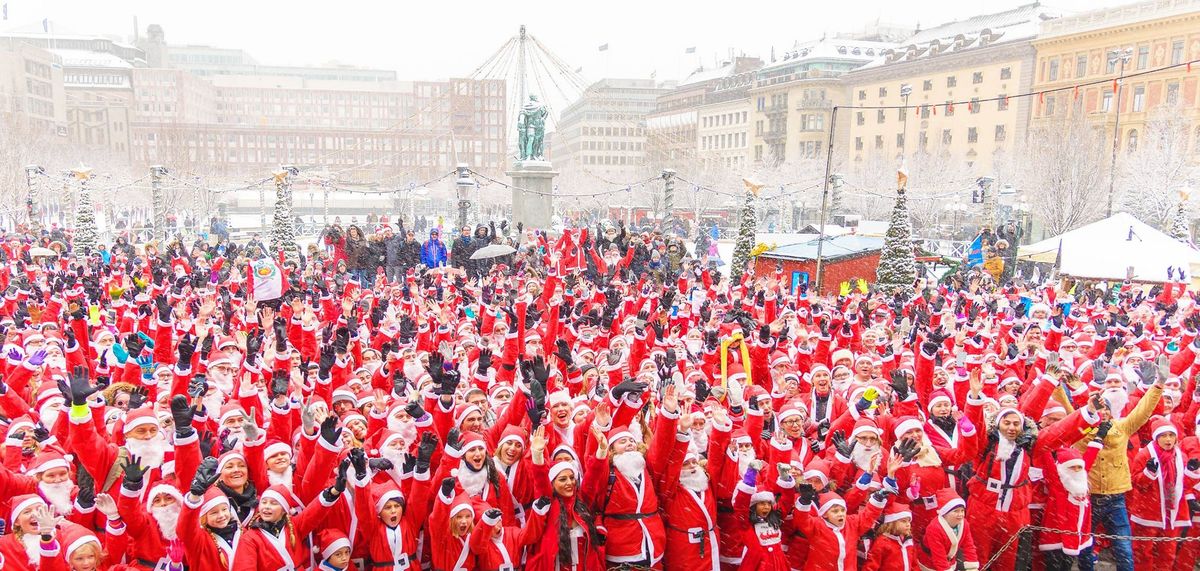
6, 0, 1131, 82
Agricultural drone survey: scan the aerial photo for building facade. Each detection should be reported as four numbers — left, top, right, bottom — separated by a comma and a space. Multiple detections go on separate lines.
550, 78, 671, 185
1030, 0, 1200, 157
841, 3, 1055, 173
0, 38, 66, 134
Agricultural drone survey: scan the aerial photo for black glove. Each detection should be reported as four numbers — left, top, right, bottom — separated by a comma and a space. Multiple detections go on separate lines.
188, 375, 208, 399
319, 416, 342, 448
445, 427, 464, 452
368, 458, 395, 472
122, 453, 149, 490
889, 370, 910, 401
832, 430, 856, 459
694, 378, 710, 402
797, 483, 818, 505
440, 476, 457, 497
76, 468, 96, 509
348, 448, 368, 479
484, 507, 503, 521
318, 345, 336, 378
404, 401, 425, 420
1188, 459, 1200, 472
198, 431, 217, 459
870, 487, 896, 503
245, 333, 262, 361
190, 457, 220, 496
176, 334, 196, 366
32, 422, 51, 444
67, 365, 102, 406
416, 432, 438, 473
530, 356, 550, 386
477, 347, 493, 374
127, 386, 149, 409
1015, 424, 1037, 450
1096, 420, 1112, 440
333, 458, 350, 494
274, 318, 289, 352
759, 325, 771, 345
895, 438, 920, 462
1147, 457, 1159, 474
533, 496, 552, 511
171, 395, 196, 437
554, 340, 573, 366
611, 378, 648, 401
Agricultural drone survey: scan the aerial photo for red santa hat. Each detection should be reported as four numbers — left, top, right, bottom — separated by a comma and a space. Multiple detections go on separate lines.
927, 389, 954, 412
331, 388, 357, 406
892, 416, 924, 440
372, 482, 406, 513
743, 384, 768, 406
206, 349, 232, 370
769, 351, 790, 368
730, 428, 753, 446
546, 389, 572, 406
260, 483, 302, 514
726, 361, 747, 385
216, 336, 239, 351
1041, 403, 1067, 419
882, 501, 912, 523
936, 488, 966, 516
803, 458, 832, 486
315, 529, 352, 561
23, 330, 45, 348
447, 430, 487, 459
830, 349, 854, 367
263, 439, 292, 459
11, 493, 47, 524
776, 401, 806, 423
1151, 418, 1177, 440
215, 450, 245, 474
749, 481, 777, 505
850, 417, 882, 441
146, 482, 184, 506
197, 487, 230, 517
454, 403, 481, 427
123, 406, 159, 435
28, 450, 70, 475
342, 413, 367, 428
995, 407, 1022, 425
217, 403, 246, 426
58, 522, 102, 561
816, 491, 847, 516
1054, 447, 1085, 470
548, 461, 577, 484
36, 380, 64, 408
607, 425, 637, 446
496, 425, 528, 450
448, 492, 475, 519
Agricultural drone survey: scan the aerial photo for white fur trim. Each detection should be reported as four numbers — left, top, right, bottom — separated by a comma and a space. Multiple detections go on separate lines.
321, 537, 351, 560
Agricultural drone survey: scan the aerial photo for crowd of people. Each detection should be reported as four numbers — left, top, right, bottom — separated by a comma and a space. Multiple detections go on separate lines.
0, 216, 1194, 571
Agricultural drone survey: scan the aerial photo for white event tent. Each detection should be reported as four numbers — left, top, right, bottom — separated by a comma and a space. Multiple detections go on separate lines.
1017, 212, 1200, 284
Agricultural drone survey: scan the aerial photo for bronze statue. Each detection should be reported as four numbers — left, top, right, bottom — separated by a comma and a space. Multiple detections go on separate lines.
517, 94, 548, 161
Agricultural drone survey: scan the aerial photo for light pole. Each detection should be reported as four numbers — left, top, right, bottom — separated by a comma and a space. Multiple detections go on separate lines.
977, 175, 996, 229
1106, 48, 1133, 217
815, 107, 839, 294
899, 83, 912, 159
24, 165, 43, 228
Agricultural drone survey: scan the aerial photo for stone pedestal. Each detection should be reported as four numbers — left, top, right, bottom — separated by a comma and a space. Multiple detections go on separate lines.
506, 160, 556, 230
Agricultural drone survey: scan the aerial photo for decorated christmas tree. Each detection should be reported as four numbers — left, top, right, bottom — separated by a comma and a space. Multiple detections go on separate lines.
875, 171, 917, 292
270, 169, 300, 264
1170, 203, 1191, 243
730, 179, 761, 280
73, 174, 99, 256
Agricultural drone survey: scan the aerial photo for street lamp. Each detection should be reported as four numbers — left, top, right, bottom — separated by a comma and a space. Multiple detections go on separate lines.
1106, 48, 1133, 217
977, 176, 996, 228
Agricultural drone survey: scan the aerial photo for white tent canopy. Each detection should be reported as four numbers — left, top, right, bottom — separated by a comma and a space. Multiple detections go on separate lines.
1017, 212, 1200, 283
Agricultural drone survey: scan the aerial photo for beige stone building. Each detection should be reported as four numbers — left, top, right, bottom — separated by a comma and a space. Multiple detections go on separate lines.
0, 38, 66, 133
1030, 0, 1200, 156
748, 37, 893, 166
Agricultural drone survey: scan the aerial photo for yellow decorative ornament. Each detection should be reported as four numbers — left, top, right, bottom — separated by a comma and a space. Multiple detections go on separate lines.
719, 331, 754, 392
272, 170, 289, 184
749, 242, 775, 258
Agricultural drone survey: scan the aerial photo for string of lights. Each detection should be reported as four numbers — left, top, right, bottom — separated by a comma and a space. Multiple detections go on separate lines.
467, 169, 659, 198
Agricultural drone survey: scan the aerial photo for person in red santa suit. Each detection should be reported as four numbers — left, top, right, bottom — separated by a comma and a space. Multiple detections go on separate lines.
34, 512, 119, 571
862, 502, 917, 571
731, 461, 795, 571
659, 405, 729, 571
24, 451, 86, 521
1038, 438, 1103, 571
468, 502, 549, 571
108, 451, 185, 571
2, 494, 50, 571
965, 371, 1101, 570
350, 433, 436, 571
428, 478, 478, 571
791, 477, 890, 571
434, 428, 520, 526
918, 489, 979, 571
230, 473, 342, 571
1128, 418, 1196, 568
525, 442, 607, 571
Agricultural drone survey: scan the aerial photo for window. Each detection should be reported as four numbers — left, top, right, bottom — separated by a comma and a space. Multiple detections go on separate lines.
942, 129, 952, 145
970, 98, 980, 114
755, 145, 763, 161
896, 133, 905, 148
945, 101, 955, 117
1102, 90, 1113, 112
1106, 57, 1117, 74
919, 131, 928, 149
946, 75, 957, 88
1172, 40, 1185, 65
877, 109, 886, 124
858, 90, 866, 101
1127, 129, 1138, 152
1136, 46, 1149, 69
923, 79, 933, 91
855, 137, 863, 150
1076, 55, 1088, 78
998, 95, 1009, 111
1048, 59, 1059, 81
995, 125, 1007, 142
968, 127, 978, 143
874, 135, 883, 149
1132, 85, 1145, 111
973, 72, 983, 84
920, 106, 930, 119
1044, 95, 1056, 116
898, 108, 906, 121
878, 87, 887, 97
1000, 67, 1012, 80
1167, 82, 1180, 105
857, 112, 865, 126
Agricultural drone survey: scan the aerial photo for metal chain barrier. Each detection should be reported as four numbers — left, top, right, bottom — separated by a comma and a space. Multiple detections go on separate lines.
981, 525, 1200, 569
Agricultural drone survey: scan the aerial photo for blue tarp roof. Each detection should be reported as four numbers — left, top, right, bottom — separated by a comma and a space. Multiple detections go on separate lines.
761, 235, 885, 262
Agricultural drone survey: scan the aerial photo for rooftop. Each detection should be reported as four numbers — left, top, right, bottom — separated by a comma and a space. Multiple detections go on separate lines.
761, 234, 885, 261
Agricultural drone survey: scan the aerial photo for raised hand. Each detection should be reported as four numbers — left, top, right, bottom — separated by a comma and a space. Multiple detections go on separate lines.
831, 430, 856, 459
416, 432, 438, 472
319, 416, 342, 447
190, 457, 220, 496
68, 365, 102, 406
171, 395, 196, 437
122, 453, 149, 489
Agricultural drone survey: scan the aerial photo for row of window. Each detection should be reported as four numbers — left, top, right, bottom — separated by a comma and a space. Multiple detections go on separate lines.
1042, 40, 1187, 83
578, 126, 643, 137
854, 125, 1008, 150
581, 140, 643, 151
702, 132, 747, 150
702, 111, 748, 128
577, 155, 641, 166
859, 68, 1012, 100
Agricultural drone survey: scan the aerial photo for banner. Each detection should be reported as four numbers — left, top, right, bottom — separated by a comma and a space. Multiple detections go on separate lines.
966, 234, 984, 268
251, 258, 283, 301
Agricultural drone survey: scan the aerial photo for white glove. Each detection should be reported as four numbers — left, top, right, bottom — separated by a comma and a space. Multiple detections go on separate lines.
728, 380, 745, 408
95, 493, 120, 519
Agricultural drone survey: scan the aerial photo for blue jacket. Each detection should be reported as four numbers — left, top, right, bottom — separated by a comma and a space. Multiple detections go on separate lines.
421, 234, 447, 267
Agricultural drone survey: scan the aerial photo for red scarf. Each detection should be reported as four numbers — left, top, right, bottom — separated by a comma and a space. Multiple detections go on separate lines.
1156, 444, 1177, 506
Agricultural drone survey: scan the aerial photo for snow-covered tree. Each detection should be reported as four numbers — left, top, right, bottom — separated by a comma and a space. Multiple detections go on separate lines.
74, 180, 99, 256
1006, 109, 1108, 236
1116, 105, 1196, 230
270, 171, 300, 264
875, 188, 917, 292
730, 187, 757, 281
1170, 203, 1191, 243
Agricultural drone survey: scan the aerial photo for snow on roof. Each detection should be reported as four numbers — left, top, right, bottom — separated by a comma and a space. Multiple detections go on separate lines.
49, 48, 133, 69
762, 235, 885, 262
763, 37, 895, 71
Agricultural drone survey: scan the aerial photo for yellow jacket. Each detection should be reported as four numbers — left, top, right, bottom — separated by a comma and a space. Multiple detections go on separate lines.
1077, 384, 1163, 495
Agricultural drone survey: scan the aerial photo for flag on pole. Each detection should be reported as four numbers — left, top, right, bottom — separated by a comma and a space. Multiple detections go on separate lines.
249, 258, 283, 301
2, 4, 8, 20
598, 43, 608, 52
685, 46, 696, 54
43, 18, 49, 32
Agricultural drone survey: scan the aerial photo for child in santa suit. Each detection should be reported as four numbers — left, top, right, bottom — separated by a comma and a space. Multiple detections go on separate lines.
1038, 439, 1103, 571
468, 501, 549, 571
314, 529, 357, 571
1129, 418, 1196, 569
731, 462, 795, 571
790, 479, 890, 571
863, 502, 918, 571
428, 477, 478, 571
918, 489, 979, 571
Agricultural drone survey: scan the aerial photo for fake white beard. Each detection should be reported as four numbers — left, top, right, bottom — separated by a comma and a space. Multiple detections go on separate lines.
203, 393, 224, 418
381, 448, 408, 473
39, 405, 61, 428
45, 355, 66, 370
126, 433, 169, 468
403, 363, 425, 380
736, 449, 756, 476
1103, 388, 1129, 419
209, 371, 235, 395
852, 445, 882, 472
458, 463, 489, 497
152, 503, 182, 540
613, 451, 646, 481
226, 353, 243, 368
996, 436, 1017, 461
22, 533, 39, 565
680, 467, 709, 492
1058, 465, 1089, 498
833, 378, 852, 395
364, 360, 382, 376
267, 465, 294, 489
41, 480, 75, 515
388, 418, 417, 444
690, 427, 709, 451
912, 435, 942, 468
685, 340, 703, 354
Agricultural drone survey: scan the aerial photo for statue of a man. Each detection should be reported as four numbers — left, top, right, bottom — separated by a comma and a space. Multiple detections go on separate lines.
518, 95, 548, 161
